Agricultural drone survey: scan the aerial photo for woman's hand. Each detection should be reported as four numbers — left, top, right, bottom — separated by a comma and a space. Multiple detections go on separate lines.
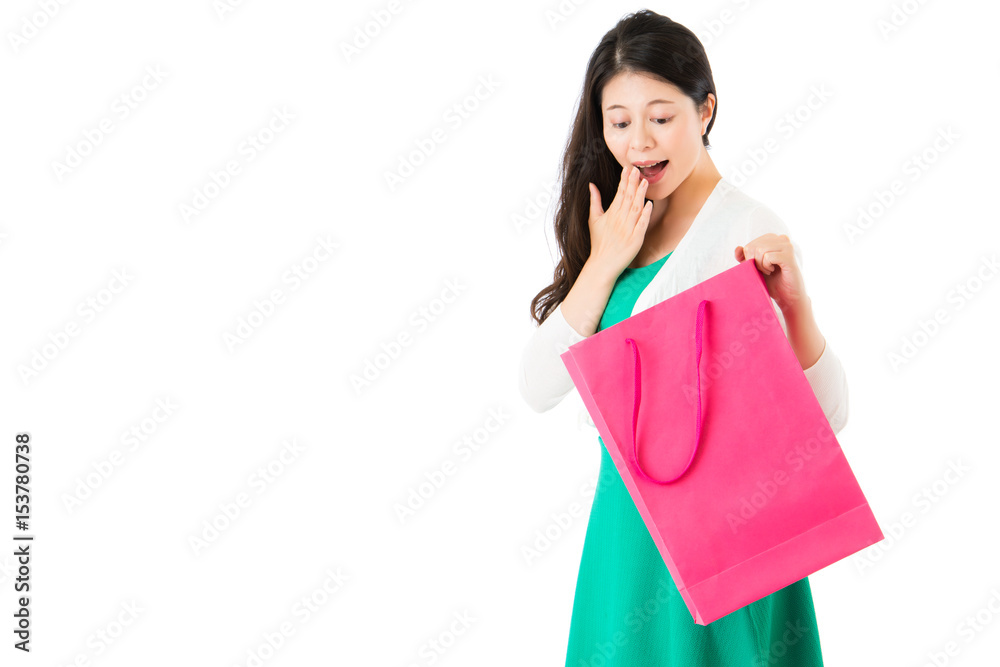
734, 234, 808, 316
587, 165, 653, 278
736, 233, 826, 369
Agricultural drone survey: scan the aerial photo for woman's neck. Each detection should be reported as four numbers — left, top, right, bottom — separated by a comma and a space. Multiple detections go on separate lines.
630, 160, 722, 267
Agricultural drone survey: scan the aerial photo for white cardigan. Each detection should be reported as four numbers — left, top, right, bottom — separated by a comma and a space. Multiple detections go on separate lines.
517, 177, 849, 435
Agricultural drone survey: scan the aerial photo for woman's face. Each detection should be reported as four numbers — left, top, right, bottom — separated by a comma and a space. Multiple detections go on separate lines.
601, 71, 714, 197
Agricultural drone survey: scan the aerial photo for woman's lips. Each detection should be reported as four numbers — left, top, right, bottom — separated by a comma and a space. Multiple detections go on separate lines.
638, 160, 668, 182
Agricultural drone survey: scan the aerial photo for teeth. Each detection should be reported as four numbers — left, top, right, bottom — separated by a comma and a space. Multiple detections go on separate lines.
637, 161, 665, 169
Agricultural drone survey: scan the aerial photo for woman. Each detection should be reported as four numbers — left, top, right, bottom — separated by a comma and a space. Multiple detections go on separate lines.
517, 9, 848, 666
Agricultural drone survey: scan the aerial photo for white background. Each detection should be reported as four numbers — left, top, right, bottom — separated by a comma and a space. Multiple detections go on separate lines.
1, 0, 998, 665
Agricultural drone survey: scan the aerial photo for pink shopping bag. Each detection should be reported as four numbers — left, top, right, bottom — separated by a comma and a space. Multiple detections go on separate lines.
560, 258, 883, 626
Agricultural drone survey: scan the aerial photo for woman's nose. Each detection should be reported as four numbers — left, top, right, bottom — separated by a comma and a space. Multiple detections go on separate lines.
630, 124, 652, 151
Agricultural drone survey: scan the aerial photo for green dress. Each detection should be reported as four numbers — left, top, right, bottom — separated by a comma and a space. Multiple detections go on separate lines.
564, 251, 824, 666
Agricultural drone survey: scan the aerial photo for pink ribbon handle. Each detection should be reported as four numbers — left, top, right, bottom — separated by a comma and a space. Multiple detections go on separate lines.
624, 298, 708, 485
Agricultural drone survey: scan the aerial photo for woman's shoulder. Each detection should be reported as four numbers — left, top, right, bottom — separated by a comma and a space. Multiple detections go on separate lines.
718, 179, 804, 267
715, 179, 791, 237
715, 180, 778, 220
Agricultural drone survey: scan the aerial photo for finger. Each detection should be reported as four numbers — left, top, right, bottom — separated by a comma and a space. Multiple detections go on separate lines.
745, 243, 768, 274
638, 199, 652, 229
623, 165, 640, 208
588, 182, 604, 219
629, 178, 649, 225
612, 166, 638, 220
751, 246, 769, 274
632, 199, 652, 241
619, 167, 642, 228
611, 164, 629, 214
756, 247, 783, 275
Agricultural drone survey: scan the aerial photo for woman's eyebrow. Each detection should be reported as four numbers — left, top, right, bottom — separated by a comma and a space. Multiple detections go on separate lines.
605, 99, 676, 111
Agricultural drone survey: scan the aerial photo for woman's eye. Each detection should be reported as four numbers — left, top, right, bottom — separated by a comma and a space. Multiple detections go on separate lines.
611, 118, 672, 129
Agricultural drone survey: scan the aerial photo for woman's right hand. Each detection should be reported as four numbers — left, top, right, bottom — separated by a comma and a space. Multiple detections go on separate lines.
587, 165, 652, 277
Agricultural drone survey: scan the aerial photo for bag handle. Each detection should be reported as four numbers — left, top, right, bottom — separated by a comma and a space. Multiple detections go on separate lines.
624, 299, 708, 485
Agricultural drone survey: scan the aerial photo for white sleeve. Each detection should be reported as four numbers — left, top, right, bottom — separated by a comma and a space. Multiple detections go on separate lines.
517, 302, 588, 413
748, 204, 850, 435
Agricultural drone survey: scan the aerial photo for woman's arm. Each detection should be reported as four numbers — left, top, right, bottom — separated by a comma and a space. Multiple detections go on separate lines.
745, 205, 850, 435
775, 296, 850, 435
782, 296, 825, 370
518, 259, 619, 413
517, 302, 585, 413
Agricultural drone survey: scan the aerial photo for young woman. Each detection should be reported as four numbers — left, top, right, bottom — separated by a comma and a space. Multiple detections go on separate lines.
518, 10, 849, 666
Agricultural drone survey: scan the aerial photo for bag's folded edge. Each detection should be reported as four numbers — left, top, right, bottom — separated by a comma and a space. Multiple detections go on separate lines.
680, 502, 884, 625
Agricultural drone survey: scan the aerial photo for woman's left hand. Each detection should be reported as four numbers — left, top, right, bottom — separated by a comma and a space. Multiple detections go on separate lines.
734, 234, 808, 315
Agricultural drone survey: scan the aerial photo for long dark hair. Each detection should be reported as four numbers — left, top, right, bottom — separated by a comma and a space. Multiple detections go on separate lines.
528, 9, 717, 326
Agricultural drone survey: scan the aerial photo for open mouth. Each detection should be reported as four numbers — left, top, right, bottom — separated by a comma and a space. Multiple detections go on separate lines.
637, 160, 668, 178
